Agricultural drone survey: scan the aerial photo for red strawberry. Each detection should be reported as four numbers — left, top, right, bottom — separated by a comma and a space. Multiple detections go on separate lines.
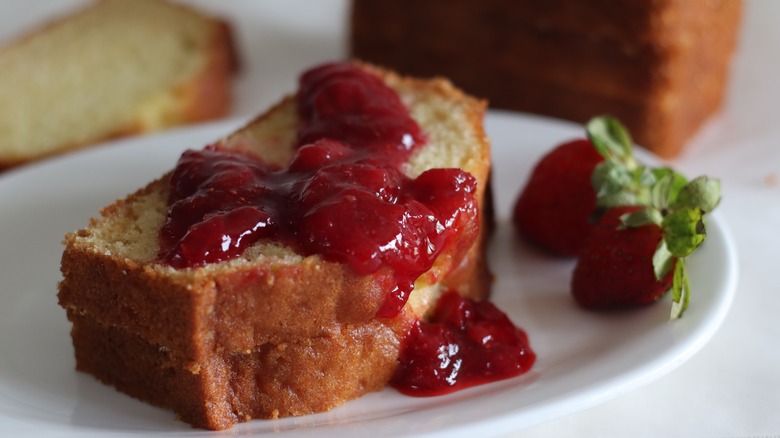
571, 206, 675, 309
515, 116, 721, 318
513, 139, 604, 256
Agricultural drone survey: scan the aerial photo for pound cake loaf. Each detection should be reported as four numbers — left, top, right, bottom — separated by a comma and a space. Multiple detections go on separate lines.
58, 62, 493, 430
350, 0, 742, 158
0, 0, 238, 170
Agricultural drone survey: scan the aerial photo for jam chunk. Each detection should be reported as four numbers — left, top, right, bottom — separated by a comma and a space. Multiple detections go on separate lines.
297, 62, 424, 166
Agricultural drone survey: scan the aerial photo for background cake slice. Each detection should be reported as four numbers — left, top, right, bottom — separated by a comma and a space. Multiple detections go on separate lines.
350, 0, 742, 158
0, 0, 238, 170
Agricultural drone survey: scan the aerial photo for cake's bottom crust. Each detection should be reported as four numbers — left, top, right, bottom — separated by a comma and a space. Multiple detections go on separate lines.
69, 312, 410, 430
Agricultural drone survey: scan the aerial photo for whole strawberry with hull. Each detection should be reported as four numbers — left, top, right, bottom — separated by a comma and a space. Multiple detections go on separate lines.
572, 117, 721, 319
513, 116, 720, 319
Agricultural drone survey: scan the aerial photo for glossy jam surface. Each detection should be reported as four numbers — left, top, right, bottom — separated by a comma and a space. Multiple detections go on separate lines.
297, 62, 423, 167
391, 291, 536, 396
158, 63, 478, 317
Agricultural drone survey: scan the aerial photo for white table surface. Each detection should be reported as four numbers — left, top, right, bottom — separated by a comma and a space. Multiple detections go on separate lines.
2, 1, 778, 437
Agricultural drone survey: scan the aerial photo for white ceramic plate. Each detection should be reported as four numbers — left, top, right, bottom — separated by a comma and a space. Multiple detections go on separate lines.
0, 112, 737, 437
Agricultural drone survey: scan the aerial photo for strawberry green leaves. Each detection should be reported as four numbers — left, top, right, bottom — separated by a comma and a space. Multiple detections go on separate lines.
586, 116, 637, 170
652, 240, 675, 284
655, 193, 708, 319
671, 259, 692, 319
591, 161, 652, 207
659, 176, 720, 318
588, 117, 691, 211
651, 169, 689, 209
585, 116, 721, 319
676, 176, 721, 213
663, 208, 706, 257
588, 117, 647, 208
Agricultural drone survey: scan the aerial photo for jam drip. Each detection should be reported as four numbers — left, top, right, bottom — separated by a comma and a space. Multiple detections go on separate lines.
391, 292, 536, 396
158, 63, 479, 317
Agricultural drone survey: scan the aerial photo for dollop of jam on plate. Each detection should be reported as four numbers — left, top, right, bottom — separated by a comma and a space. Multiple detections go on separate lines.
392, 291, 536, 396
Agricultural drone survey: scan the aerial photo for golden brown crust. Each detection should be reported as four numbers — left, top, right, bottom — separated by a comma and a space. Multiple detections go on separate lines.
58, 63, 493, 430
68, 311, 412, 430
351, 0, 741, 158
60, 223, 400, 360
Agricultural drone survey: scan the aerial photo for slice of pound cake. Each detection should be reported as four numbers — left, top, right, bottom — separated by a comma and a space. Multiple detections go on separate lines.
0, 0, 237, 170
58, 62, 534, 430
